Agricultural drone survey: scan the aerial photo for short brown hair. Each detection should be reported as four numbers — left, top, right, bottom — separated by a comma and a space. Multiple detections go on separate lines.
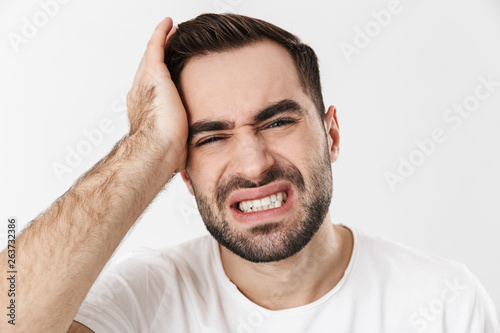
165, 13, 326, 119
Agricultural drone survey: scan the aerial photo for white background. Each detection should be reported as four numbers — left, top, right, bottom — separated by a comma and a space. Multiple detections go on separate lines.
1, 0, 499, 320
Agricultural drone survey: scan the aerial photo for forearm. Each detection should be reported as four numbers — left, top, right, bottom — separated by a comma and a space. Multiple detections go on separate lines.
0, 130, 179, 332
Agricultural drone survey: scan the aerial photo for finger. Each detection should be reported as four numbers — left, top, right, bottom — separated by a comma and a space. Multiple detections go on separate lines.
146, 17, 173, 64
166, 24, 177, 45
150, 17, 173, 48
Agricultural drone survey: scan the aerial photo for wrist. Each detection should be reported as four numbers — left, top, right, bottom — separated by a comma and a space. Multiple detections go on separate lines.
127, 127, 185, 173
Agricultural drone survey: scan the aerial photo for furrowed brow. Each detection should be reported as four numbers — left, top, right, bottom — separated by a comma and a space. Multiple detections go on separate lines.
252, 99, 304, 124
188, 99, 304, 144
188, 120, 235, 143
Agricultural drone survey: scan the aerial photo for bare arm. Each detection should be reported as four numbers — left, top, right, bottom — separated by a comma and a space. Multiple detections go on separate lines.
0, 17, 187, 333
68, 320, 95, 333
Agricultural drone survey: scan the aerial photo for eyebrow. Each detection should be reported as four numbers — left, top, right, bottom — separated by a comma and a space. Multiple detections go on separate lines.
188, 99, 304, 143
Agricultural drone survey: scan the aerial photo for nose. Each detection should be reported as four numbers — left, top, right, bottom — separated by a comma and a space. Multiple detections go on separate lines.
229, 132, 275, 182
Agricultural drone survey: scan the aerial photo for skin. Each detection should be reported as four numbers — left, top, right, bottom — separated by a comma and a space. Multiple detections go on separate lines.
0, 17, 352, 332
178, 40, 353, 309
0, 18, 186, 333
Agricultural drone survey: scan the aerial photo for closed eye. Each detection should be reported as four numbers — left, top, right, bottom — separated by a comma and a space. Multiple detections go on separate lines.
195, 119, 297, 147
266, 118, 297, 129
195, 136, 227, 147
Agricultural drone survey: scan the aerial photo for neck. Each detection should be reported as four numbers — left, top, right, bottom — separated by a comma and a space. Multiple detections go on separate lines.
219, 213, 353, 310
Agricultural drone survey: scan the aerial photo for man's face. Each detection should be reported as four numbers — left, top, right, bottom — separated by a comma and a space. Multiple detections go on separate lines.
179, 40, 337, 263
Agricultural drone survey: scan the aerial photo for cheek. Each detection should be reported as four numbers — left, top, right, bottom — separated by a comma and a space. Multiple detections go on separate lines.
187, 150, 227, 195
272, 125, 318, 162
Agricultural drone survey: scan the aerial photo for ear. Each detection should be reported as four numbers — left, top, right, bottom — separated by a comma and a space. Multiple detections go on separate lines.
180, 170, 195, 196
324, 105, 340, 163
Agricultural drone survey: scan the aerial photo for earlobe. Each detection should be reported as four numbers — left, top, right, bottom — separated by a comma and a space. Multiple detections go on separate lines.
180, 170, 195, 196
324, 105, 340, 163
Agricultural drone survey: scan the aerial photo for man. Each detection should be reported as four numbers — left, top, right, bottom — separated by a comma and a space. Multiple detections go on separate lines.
0, 13, 498, 333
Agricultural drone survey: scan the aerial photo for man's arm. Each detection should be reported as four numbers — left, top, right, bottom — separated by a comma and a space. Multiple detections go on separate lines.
0, 17, 187, 332
68, 321, 95, 333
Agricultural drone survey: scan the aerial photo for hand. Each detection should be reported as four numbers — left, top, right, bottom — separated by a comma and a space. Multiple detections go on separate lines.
126, 17, 188, 172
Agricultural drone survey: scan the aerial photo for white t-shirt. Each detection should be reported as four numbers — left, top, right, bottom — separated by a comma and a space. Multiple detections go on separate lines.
75, 225, 500, 333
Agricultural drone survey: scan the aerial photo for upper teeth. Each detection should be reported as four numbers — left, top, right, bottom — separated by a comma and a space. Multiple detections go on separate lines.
238, 191, 288, 213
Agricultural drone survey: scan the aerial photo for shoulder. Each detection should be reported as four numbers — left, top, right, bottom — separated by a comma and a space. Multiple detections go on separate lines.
74, 237, 216, 332
350, 226, 469, 278
349, 226, 479, 294
347, 226, 500, 332
81, 234, 216, 302
103, 234, 215, 277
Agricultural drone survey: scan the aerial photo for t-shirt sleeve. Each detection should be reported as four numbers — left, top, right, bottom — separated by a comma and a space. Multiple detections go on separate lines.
74, 249, 171, 333
464, 266, 500, 333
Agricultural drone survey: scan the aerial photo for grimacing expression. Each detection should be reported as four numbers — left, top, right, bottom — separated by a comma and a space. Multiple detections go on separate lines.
179, 40, 337, 263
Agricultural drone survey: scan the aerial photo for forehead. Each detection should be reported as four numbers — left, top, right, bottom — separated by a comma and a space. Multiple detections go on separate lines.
178, 40, 305, 123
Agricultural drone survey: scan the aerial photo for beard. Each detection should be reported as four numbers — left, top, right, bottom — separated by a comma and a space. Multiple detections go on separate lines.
189, 137, 333, 263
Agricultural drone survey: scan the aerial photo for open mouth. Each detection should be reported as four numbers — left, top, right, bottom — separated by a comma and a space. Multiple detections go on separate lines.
235, 191, 288, 213
227, 181, 293, 223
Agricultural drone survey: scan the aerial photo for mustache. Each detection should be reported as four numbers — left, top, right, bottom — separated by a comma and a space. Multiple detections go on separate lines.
216, 163, 306, 210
